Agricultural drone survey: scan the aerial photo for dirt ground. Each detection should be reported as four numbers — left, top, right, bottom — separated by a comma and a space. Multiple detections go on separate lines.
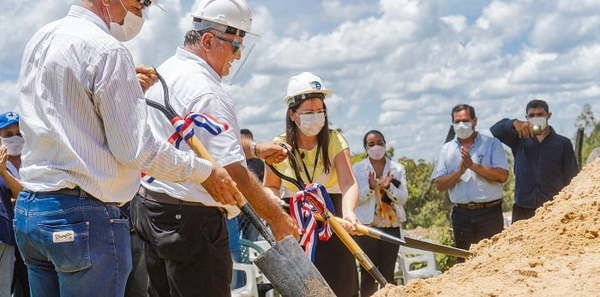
373, 159, 600, 297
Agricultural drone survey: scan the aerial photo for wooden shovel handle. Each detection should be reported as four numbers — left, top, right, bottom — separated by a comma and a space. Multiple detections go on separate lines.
187, 137, 216, 165
322, 211, 388, 286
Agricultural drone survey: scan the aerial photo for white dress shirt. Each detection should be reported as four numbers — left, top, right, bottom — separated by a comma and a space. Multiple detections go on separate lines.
142, 47, 246, 218
353, 157, 409, 225
18, 6, 212, 203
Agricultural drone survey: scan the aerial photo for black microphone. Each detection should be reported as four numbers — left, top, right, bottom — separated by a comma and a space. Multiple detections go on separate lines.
300, 152, 305, 159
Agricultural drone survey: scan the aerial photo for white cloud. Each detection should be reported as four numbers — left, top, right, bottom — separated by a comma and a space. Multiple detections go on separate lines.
1, 0, 600, 160
0, 81, 19, 112
321, 0, 378, 23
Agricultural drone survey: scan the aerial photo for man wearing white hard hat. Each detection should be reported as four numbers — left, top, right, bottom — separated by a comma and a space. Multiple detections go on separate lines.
131, 0, 299, 296
264, 72, 361, 297
15, 0, 243, 296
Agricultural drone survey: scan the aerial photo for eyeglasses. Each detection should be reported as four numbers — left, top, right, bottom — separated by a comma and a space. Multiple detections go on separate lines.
212, 33, 243, 54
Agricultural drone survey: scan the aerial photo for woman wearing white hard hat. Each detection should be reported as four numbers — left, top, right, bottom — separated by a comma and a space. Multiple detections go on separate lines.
264, 72, 359, 297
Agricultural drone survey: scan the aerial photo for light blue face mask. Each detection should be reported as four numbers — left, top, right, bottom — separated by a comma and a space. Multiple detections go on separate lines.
528, 117, 548, 130
453, 121, 474, 139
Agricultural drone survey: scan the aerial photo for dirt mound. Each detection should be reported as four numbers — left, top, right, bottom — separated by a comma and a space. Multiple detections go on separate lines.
374, 159, 600, 297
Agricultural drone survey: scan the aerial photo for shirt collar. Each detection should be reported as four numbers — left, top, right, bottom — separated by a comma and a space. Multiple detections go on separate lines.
68, 5, 110, 34
175, 47, 222, 82
366, 157, 391, 173
453, 131, 481, 147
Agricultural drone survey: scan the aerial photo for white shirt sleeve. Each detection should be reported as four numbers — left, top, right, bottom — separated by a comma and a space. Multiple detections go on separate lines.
92, 47, 212, 184
386, 163, 408, 206
187, 94, 246, 167
353, 161, 375, 205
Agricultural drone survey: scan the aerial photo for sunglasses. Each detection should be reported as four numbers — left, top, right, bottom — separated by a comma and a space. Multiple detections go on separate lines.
139, 0, 152, 8
212, 34, 243, 54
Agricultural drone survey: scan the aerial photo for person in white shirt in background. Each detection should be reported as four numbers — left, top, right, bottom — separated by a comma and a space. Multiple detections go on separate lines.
353, 130, 408, 296
15, 1, 242, 296
131, 1, 298, 296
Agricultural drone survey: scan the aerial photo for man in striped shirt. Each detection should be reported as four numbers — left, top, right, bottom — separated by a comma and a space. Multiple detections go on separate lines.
15, 1, 242, 296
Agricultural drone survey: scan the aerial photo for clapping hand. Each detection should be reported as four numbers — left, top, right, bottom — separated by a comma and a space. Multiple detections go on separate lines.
381, 172, 393, 189
460, 146, 473, 169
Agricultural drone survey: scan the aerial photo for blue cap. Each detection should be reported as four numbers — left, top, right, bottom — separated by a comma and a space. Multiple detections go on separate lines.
0, 112, 19, 129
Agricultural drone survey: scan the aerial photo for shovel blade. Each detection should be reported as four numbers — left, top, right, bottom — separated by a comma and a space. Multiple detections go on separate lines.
254, 236, 336, 297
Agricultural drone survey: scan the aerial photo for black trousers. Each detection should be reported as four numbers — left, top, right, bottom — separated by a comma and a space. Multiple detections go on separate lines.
313, 194, 358, 297
511, 204, 537, 223
122, 201, 149, 297
451, 204, 503, 261
131, 194, 231, 297
357, 227, 400, 297
12, 248, 29, 297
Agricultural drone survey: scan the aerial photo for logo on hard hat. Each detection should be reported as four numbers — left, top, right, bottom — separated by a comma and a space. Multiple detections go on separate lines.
310, 81, 322, 90
5, 112, 17, 120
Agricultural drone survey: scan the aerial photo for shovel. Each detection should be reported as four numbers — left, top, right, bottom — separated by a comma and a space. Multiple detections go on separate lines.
144, 71, 336, 297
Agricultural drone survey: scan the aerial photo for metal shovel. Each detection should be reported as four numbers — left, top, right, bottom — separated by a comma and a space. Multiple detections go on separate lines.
145, 72, 336, 297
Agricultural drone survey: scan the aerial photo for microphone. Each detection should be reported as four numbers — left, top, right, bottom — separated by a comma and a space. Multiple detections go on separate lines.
300, 152, 305, 159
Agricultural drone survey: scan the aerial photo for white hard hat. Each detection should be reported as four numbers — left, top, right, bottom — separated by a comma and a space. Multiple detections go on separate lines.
284, 72, 332, 106
192, 0, 253, 36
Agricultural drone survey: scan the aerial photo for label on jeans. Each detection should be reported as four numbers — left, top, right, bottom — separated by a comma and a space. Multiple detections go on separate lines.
53, 231, 75, 243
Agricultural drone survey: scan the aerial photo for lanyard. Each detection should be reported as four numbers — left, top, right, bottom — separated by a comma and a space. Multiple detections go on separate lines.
299, 146, 320, 183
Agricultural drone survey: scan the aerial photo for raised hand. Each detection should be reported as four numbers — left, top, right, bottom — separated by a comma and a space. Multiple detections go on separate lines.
513, 120, 535, 138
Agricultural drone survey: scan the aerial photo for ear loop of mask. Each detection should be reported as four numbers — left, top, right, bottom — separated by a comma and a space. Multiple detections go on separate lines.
105, 0, 132, 24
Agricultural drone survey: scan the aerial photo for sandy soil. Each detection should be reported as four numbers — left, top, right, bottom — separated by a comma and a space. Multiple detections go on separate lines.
373, 159, 600, 297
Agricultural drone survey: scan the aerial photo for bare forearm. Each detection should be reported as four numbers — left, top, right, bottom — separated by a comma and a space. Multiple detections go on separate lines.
240, 137, 254, 158
341, 183, 359, 215
470, 164, 508, 183
434, 170, 464, 191
0, 170, 23, 198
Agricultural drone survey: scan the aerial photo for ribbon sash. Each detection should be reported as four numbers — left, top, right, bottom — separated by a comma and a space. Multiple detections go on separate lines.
289, 183, 335, 261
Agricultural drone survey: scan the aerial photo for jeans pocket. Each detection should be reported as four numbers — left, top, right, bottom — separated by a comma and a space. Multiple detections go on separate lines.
38, 221, 92, 273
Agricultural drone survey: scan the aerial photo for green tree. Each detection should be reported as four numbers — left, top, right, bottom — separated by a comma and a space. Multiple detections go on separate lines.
575, 104, 600, 165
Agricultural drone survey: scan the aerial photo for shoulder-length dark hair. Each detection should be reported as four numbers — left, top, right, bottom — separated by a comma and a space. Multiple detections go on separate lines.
286, 98, 331, 174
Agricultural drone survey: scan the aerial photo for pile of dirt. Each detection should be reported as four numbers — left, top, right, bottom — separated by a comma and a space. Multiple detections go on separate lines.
374, 159, 600, 297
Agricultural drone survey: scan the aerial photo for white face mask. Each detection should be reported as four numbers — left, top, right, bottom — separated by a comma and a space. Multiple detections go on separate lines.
453, 121, 474, 139
1, 135, 24, 156
107, 0, 144, 42
528, 117, 548, 130
367, 145, 386, 160
298, 112, 325, 136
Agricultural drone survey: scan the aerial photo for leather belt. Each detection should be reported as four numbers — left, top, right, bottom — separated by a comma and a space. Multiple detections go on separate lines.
26, 188, 122, 207
137, 187, 216, 209
455, 199, 502, 210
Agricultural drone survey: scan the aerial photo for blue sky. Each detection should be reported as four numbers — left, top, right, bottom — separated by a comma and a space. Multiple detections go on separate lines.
1, 0, 599, 160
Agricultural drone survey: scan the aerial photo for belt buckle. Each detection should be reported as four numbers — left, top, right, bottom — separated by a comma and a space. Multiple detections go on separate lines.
466, 203, 479, 210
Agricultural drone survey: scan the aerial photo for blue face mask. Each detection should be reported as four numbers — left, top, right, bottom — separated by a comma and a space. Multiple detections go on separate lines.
453, 121, 473, 139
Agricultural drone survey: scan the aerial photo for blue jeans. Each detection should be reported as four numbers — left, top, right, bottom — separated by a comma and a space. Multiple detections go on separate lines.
14, 191, 132, 297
